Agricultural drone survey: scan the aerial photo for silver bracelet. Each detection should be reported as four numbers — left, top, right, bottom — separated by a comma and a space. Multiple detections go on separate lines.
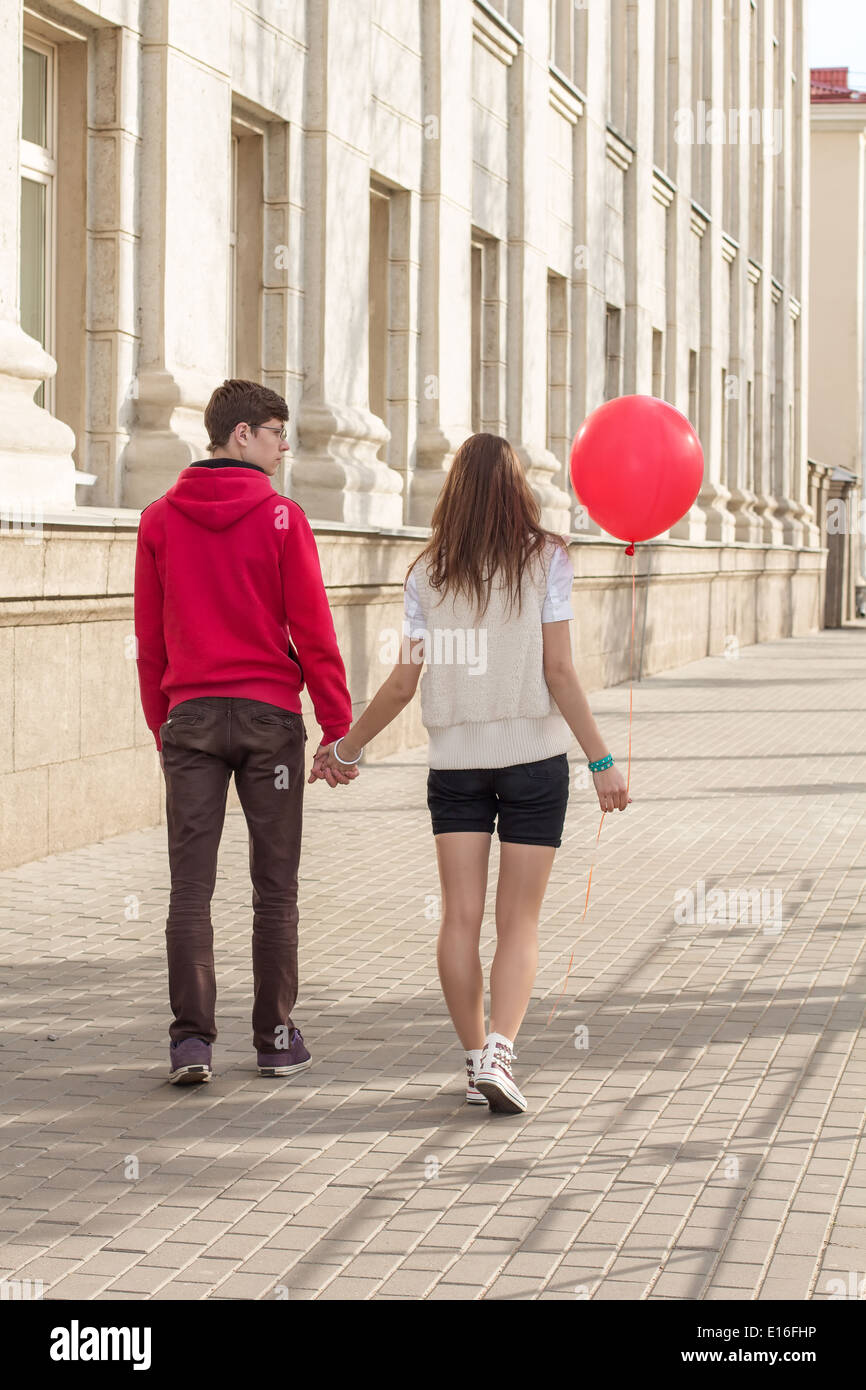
332, 736, 363, 765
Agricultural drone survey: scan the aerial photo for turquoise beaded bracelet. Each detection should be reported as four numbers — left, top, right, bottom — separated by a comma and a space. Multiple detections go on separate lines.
588, 753, 614, 772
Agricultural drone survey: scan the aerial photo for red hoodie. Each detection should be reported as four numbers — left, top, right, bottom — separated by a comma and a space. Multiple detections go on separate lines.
134, 462, 353, 752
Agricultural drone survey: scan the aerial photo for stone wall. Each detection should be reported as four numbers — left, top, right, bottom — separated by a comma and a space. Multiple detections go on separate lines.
0, 518, 824, 870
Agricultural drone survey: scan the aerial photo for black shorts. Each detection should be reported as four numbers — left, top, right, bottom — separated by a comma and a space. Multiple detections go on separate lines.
426, 754, 570, 848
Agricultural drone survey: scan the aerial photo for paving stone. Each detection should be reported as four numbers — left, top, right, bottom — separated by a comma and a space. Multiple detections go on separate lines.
2, 626, 865, 1299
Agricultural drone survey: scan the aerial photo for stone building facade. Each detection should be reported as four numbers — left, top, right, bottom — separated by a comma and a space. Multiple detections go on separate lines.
809, 67, 866, 627
1, 0, 821, 868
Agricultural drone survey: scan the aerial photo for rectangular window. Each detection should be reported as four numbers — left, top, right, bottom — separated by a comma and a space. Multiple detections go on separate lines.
229, 113, 264, 381
773, 294, 783, 488
547, 272, 569, 475
723, 0, 737, 230
550, 0, 571, 77
608, 0, 628, 135
20, 179, 47, 354
485, 0, 521, 28
470, 233, 505, 436
691, 0, 709, 207
20, 37, 56, 411
574, 0, 588, 91
228, 134, 238, 377
791, 18, 802, 288
22, 43, 48, 144
721, 366, 728, 489
605, 305, 623, 401
747, 378, 754, 494
792, 314, 801, 490
652, 329, 664, 398
550, 0, 588, 89
772, 29, 783, 278
471, 241, 483, 434
654, 0, 668, 171
369, 185, 391, 461
750, 0, 760, 249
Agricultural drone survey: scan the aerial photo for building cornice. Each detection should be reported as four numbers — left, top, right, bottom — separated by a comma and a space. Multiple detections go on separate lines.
472, 1, 521, 65
549, 68, 584, 122
605, 125, 634, 171
690, 201, 710, 237
651, 167, 676, 208
810, 105, 866, 132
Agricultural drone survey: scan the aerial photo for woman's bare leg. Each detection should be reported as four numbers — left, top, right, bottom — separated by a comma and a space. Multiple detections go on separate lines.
433, 831, 491, 1050
489, 842, 556, 1043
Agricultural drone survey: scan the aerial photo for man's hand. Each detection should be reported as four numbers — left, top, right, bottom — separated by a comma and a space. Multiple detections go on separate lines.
308, 741, 360, 787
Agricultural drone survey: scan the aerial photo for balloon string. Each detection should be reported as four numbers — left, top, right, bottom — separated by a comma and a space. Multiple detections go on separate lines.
546, 544, 637, 1026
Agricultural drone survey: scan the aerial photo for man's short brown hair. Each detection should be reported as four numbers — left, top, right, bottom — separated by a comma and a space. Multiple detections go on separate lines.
204, 379, 289, 454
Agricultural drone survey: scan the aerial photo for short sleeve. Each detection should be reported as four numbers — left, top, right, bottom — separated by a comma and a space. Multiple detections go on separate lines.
404, 567, 427, 638
541, 543, 574, 622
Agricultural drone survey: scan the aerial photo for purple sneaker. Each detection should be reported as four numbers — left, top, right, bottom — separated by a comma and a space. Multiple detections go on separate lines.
257, 1028, 311, 1077
168, 1037, 212, 1085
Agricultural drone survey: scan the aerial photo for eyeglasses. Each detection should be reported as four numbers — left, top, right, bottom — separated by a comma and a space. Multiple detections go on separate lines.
256, 424, 289, 441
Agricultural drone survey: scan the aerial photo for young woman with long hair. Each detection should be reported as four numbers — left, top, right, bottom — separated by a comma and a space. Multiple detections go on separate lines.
311, 433, 630, 1113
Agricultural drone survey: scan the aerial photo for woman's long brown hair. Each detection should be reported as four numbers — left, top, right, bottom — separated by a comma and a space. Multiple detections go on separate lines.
407, 433, 569, 620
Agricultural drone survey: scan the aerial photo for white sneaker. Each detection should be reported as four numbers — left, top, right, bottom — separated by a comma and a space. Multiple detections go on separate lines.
465, 1052, 487, 1105
474, 1035, 527, 1114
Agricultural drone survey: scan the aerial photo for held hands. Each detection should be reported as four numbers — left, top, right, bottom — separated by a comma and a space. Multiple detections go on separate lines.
307, 739, 361, 787
160, 741, 355, 786
593, 764, 630, 813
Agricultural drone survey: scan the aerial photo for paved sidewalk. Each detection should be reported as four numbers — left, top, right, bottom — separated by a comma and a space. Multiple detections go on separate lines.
1, 625, 865, 1301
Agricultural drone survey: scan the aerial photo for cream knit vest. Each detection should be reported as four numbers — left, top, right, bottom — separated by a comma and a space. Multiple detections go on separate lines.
410, 541, 574, 769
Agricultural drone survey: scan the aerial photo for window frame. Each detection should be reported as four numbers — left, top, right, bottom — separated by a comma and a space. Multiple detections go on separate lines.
20, 32, 58, 413
229, 108, 266, 382
228, 131, 239, 378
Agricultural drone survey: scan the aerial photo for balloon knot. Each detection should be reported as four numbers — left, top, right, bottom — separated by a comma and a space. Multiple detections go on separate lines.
624, 543, 635, 556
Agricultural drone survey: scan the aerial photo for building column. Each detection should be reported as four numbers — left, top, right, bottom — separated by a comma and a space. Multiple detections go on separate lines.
790, 1, 820, 549
571, 1, 606, 421
825, 473, 856, 626
751, 0, 784, 543
0, 4, 77, 514
622, 0, 655, 399
121, 0, 234, 508
726, 0, 763, 542
693, 0, 734, 542
569, 0, 607, 538
667, 0, 708, 541
507, 1, 570, 533
291, 0, 402, 526
407, 0, 473, 526
87, 25, 141, 507
771, 1, 805, 545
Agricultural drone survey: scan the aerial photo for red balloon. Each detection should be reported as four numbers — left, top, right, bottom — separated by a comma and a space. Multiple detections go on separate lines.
569, 395, 704, 545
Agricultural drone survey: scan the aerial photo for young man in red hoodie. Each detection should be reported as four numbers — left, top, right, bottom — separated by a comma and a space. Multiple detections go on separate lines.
134, 379, 359, 1085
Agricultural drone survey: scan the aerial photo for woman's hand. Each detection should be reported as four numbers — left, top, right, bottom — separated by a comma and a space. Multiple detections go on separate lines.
308, 739, 361, 786
593, 765, 630, 813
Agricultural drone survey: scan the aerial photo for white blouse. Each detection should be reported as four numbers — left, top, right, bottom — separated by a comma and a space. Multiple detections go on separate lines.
404, 542, 574, 638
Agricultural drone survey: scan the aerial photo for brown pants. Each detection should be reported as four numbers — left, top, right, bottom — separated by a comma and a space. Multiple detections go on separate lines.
159, 697, 307, 1051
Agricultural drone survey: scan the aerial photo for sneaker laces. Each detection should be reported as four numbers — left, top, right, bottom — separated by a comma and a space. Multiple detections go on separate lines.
482, 1041, 517, 1068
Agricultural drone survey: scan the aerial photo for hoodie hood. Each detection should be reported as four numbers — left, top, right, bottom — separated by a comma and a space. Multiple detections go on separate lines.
165, 464, 277, 532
